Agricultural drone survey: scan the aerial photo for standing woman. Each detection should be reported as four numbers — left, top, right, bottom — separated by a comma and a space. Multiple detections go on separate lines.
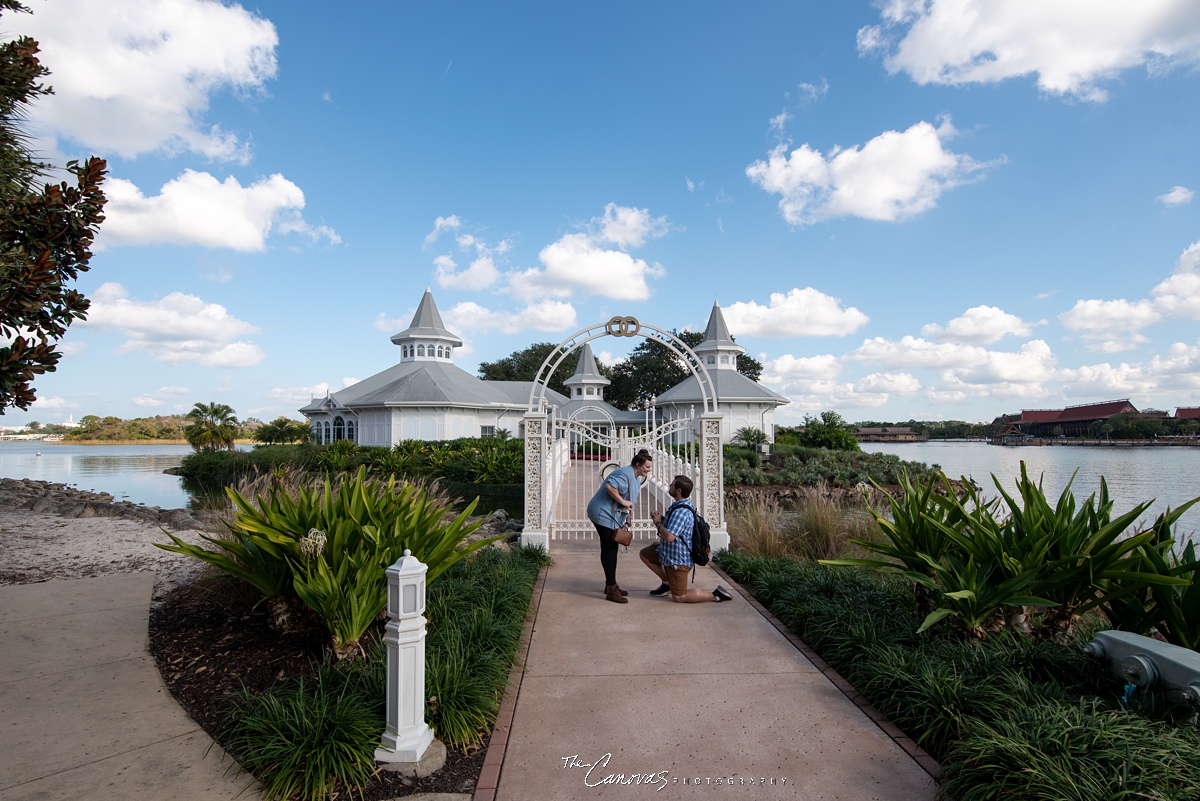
586, 449, 653, 604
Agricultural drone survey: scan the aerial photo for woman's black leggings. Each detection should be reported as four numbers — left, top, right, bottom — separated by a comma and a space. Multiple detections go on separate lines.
594, 524, 618, 586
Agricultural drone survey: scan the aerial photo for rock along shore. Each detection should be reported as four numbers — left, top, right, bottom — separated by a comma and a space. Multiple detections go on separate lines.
0, 477, 222, 531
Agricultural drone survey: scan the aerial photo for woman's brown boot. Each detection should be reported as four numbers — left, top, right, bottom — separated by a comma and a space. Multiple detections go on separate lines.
605, 584, 628, 604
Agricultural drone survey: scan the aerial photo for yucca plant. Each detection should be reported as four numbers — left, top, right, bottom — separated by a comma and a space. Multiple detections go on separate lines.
821, 469, 968, 617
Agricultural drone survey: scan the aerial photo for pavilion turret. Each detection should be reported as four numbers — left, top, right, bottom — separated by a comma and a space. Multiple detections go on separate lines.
389, 289, 463, 363
562, 342, 610, 401
692, 301, 745, 371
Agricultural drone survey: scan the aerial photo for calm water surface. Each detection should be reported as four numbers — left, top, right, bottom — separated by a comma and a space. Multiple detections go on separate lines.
864, 441, 1200, 541
0, 441, 205, 508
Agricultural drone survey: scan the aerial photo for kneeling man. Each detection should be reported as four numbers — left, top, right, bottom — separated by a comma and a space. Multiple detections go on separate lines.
639, 474, 733, 603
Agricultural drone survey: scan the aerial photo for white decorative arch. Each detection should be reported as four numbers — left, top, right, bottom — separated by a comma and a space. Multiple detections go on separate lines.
522, 316, 727, 554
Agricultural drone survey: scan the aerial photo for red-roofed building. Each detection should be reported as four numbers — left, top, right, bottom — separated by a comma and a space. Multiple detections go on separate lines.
1176, 407, 1200, 420
1001, 399, 1140, 437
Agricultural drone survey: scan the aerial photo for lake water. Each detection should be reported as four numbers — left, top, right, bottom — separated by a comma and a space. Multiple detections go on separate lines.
0, 441, 202, 509
3, 440, 1197, 539
863, 441, 1200, 542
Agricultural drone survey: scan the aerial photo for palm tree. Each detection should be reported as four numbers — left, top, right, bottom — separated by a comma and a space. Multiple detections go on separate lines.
184, 402, 240, 452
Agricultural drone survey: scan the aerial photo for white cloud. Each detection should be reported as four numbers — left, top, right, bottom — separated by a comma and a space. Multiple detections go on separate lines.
30, 396, 79, 411
1157, 186, 1195, 206
797, 78, 830, 103
723, 288, 870, 337
952, 340, 1057, 384
921, 305, 1033, 344
423, 215, 461, 247
99, 170, 338, 251
442, 300, 577, 334
512, 233, 664, 302
268, 378, 356, 405
1152, 241, 1200, 319
593, 203, 669, 248
435, 254, 501, 290
80, 282, 264, 367
20, 0, 278, 161
850, 336, 988, 369
858, 0, 1200, 102
58, 341, 87, 359
132, 385, 191, 408
746, 118, 990, 225
1058, 362, 1149, 396
502, 204, 670, 302
1059, 298, 1160, 350
763, 353, 843, 383
373, 312, 410, 334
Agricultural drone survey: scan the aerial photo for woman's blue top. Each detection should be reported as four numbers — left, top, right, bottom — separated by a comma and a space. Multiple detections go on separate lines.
586, 465, 638, 529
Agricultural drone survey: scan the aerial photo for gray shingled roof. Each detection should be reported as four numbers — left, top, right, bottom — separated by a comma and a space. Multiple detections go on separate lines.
657, 369, 788, 405
694, 301, 743, 354
554, 398, 644, 424
334, 362, 511, 407
563, 342, 610, 387
389, 289, 463, 347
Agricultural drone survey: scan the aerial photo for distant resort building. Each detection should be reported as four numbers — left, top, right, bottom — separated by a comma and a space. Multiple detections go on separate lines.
300, 291, 788, 446
992, 399, 1197, 438
854, 426, 927, 443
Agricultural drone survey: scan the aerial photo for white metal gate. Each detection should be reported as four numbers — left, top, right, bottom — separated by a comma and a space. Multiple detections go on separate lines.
545, 412, 702, 541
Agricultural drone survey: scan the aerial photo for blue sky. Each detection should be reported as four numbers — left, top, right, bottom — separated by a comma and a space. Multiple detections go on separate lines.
4, 0, 1200, 427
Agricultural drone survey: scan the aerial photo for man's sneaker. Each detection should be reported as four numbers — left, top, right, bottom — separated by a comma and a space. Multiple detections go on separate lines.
649, 582, 671, 596
712, 586, 733, 602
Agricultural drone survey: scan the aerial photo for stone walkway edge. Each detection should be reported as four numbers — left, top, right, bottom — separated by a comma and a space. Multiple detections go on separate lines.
472, 563, 549, 801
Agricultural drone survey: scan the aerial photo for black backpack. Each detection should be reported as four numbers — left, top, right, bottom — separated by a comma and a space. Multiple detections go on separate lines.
665, 500, 711, 569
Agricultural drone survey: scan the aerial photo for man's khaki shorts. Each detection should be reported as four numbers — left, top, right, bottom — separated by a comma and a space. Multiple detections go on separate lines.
640, 543, 691, 597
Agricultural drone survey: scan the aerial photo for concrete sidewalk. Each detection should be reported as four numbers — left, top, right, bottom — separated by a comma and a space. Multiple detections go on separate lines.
0, 573, 255, 801
490, 541, 937, 800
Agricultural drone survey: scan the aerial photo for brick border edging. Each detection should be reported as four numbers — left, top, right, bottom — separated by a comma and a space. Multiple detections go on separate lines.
709, 562, 942, 780
473, 562, 549, 801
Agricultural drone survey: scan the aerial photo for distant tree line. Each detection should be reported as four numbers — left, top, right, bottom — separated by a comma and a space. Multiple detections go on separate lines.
854, 419, 1004, 439
51, 408, 312, 445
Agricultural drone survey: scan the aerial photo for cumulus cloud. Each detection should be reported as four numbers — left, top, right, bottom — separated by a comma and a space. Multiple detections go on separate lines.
762, 353, 843, 383
268, 378, 356, 404
857, 0, 1200, 102
952, 340, 1057, 384
80, 282, 264, 367
1157, 186, 1195, 206
434, 254, 501, 290
423, 215, 462, 247
1059, 298, 1161, 351
1152, 241, 1200, 319
723, 288, 870, 337
98, 171, 338, 251
593, 203, 669, 248
132, 385, 191, 407
30, 396, 79, 410
19, 0, 278, 161
921, 305, 1034, 344
746, 118, 990, 225
849, 336, 988, 369
443, 300, 577, 334
797, 78, 830, 103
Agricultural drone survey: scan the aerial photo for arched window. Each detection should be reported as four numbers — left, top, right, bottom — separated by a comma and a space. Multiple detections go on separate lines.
347, 419, 356, 442
312, 423, 322, 445
402, 345, 410, 358
323, 421, 331, 442
333, 416, 345, 441
720, 355, 730, 364
417, 345, 425, 357
576, 388, 583, 396
586, 387, 594, 395
707, 356, 715, 365
437, 346, 445, 358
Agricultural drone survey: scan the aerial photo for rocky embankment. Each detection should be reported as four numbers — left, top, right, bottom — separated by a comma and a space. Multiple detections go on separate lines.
0, 477, 222, 531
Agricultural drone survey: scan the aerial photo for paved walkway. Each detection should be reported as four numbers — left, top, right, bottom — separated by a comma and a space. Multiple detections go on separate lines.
0, 573, 254, 801
490, 540, 937, 800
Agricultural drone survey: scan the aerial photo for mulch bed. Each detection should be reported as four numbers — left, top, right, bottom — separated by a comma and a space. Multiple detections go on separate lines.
148, 575, 488, 799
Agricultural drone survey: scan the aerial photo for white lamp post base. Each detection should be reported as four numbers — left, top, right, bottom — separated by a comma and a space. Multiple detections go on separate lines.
376, 735, 446, 778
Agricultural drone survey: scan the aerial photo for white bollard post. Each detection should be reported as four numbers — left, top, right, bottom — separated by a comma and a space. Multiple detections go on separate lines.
375, 549, 437, 768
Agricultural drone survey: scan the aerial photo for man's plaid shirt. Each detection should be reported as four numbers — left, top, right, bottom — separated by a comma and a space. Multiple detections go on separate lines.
656, 499, 695, 567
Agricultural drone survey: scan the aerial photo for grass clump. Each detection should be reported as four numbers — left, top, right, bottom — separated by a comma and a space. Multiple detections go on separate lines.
223, 544, 548, 800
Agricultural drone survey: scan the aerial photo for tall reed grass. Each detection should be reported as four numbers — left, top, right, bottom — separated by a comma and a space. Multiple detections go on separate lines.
727, 489, 883, 561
